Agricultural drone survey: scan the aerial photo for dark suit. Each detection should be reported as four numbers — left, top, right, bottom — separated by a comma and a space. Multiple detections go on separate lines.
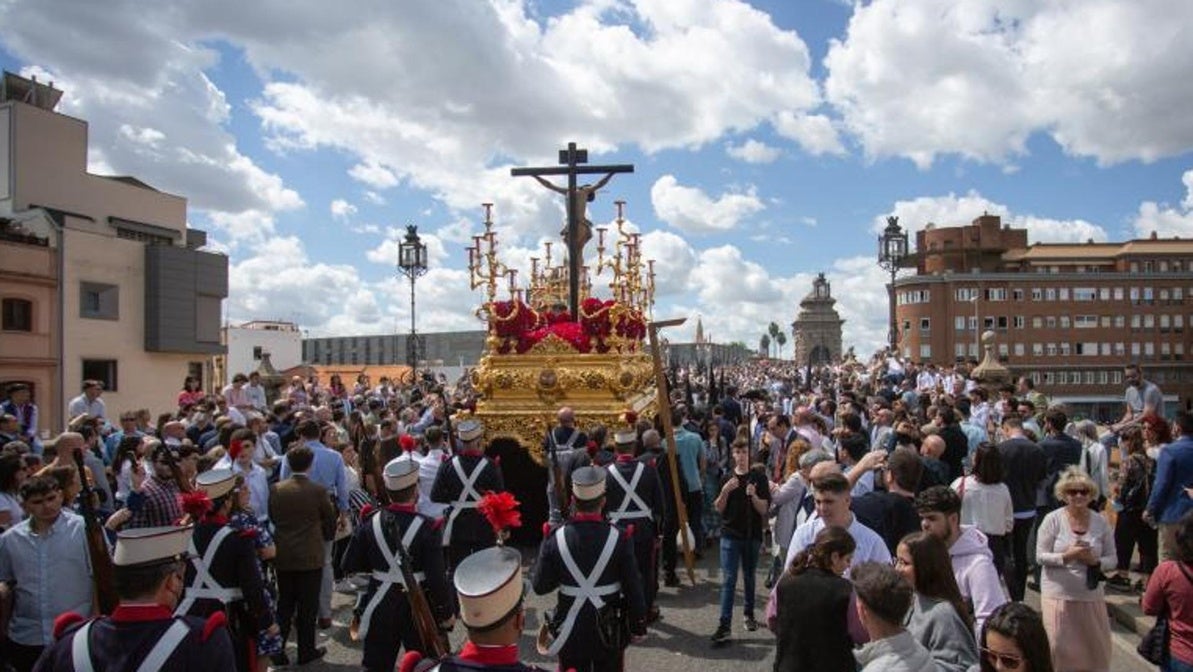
269, 474, 337, 661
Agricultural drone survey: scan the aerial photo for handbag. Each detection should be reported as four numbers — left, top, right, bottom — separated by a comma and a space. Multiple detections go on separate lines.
1138, 561, 1193, 664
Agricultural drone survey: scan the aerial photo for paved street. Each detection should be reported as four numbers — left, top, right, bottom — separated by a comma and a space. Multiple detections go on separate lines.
298, 548, 1152, 672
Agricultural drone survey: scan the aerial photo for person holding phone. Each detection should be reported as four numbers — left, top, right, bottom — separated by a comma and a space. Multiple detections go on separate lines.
710, 438, 770, 645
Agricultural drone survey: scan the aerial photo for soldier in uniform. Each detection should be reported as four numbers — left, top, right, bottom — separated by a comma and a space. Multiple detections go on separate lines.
431, 418, 504, 576
34, 525, 237, 671
543, 407, 589, 525
604, 427, 665, 624
398, 545, 545, 672
532, 466, 646, 672
342, 457, 454, 672
639, 429, 688, 588
175, 469, 275, 672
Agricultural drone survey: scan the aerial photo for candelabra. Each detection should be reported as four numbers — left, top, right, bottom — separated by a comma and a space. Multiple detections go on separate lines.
468, 203, 519, 313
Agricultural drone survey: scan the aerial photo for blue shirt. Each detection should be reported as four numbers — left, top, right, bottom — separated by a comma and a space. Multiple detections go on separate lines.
280, 440, 349, 511
0, 511, 93, 645
1147, 436, 1193, 524
673, 427, 704, 493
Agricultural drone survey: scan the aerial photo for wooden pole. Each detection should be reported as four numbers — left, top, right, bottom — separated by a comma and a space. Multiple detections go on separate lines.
647, 318, 696, 586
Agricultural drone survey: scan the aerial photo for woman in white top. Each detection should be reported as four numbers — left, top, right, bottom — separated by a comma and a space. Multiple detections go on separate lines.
111, 434, 148, 507
1036, 466, 1116, 672
0, 451, 28, 530
950, 442, 1013, 581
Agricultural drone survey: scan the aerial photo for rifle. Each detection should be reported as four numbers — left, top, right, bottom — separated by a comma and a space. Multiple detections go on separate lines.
393, 522, 450, 657
547, 431, 567, 522
72, 449, 118, 614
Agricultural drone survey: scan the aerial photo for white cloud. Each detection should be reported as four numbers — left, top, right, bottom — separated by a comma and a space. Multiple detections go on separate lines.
348, 162, 400, 190
825, 0, 1193, 167
1133, 168, 1193, 238
330, 198, 357, 220
874, 191, 1109, 244
773, 112, 845, 156
650, 175, 764, 234
726, 138, 782, 164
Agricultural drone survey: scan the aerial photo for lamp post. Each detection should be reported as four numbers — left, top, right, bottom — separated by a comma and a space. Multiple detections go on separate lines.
398, 225, 429, 383
877, 215, 909, 352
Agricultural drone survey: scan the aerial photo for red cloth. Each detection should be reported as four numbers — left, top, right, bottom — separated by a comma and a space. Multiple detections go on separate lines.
457, 641, 520, 665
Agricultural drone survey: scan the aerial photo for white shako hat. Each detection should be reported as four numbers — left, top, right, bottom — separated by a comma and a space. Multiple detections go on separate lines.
613, 427, 637, 445
383, 456, 420, 491
455, 546, 524, 629
195, 468, 237, 500
455, 417, 484, 442
571, 465, 606, 502
113, 525, 194, 567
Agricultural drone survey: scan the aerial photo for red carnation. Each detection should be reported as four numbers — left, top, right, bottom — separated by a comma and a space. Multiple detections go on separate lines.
399, 434, 417, 452
477, 490, 522, 543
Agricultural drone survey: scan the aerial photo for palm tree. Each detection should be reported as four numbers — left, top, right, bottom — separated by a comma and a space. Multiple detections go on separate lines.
759, 333, 771, 358
776, 332, 787, 359
767, 322, 781, 357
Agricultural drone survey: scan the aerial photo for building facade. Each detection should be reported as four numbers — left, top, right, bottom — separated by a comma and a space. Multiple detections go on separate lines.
0, 213, 61, 432
791, 272, 844, 366
894, 214, 1191, 418
219, 320, 303, 388
0, 72, 227, 426
302, 331, 489, 368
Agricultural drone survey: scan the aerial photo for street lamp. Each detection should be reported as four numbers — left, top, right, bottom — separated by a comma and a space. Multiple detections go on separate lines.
398, 225, 429, 382
877, 215, 909, 352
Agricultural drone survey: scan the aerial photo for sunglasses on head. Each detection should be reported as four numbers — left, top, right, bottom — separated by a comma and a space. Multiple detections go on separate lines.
981, 647, 1023, 669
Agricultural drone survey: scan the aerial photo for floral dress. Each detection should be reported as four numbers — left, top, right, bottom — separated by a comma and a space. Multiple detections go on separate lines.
229, 510, 284, 656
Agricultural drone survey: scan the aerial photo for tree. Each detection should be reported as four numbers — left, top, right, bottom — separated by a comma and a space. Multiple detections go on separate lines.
759, 333, 771, 357
776, 332, 787, 359
767, 322, 781, 357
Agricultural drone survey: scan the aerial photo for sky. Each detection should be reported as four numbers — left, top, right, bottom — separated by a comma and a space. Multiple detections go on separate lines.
3, 0, 1193, 356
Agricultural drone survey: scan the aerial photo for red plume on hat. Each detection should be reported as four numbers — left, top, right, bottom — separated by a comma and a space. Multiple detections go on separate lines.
227, 438, 248, 461
181, 490, 213, 521
619, 409, 638, 426
399, 434, 417, 452
478, 490, 522, 544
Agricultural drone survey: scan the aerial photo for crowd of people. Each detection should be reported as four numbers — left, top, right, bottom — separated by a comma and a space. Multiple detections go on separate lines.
0, 350, 1191, 672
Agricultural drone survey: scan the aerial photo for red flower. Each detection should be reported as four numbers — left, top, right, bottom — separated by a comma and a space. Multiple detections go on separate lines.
478, 491, 522, 536
399, 434, 417, 452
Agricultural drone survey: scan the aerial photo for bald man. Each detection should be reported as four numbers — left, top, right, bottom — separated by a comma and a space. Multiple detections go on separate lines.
543, 407, 589, 526
919, 434, 950, 489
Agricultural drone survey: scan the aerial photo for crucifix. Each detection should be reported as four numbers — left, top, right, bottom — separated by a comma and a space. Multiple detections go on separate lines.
512, 142, 633, 317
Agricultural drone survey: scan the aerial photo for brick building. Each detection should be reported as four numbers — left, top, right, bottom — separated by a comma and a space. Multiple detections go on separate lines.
894, 214, 1190, 420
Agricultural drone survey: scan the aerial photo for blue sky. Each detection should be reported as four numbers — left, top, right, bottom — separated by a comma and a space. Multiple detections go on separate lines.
3, 0, 1192, 355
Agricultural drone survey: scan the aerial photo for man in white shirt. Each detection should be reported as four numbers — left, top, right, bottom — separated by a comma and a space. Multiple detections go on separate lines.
66, 380, 106, 421
785, 471, 891, 570
416, 426, 450, 518
245, 372, 268, 412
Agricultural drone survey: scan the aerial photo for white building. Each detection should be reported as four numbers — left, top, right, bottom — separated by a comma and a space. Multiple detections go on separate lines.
221, 321, 303, 385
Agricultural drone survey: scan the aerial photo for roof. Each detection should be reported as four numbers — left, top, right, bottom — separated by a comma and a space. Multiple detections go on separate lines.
1002, 238, 1193, 261
102, 175, 160, 192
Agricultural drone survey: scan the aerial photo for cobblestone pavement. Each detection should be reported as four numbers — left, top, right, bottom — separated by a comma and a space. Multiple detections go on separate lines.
293, 548, 1151, 672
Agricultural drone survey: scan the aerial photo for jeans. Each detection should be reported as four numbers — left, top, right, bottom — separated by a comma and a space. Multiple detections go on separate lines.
1165, 656, 1193, 672
718, 534, 761, 627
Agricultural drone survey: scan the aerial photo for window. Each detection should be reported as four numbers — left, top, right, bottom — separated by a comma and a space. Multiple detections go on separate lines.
1114, 287, 1124, 301
252, 346, 264, 360
1131, 315, 1142, 329
1043, 371, 1055, 385
1075, 315, 1097, 328
1085, 371, 1096, 385
1046, 343, 1057, 356
1130, 287, 1140, 302
1058, 288, 1070, 301
1032, 343, 1043, 356
1060, 342, 1071, 356
1144, 287, 1155, 302
955, 288, 977, 301
1131, 342, 1141, 356
919, 345, 931, 360
1045, 288, 1057, 301
1112, 370, 1123, 384
1177, 315, 1185, 331
1161, 289, 1171, 301
968, 316, 978, 330
1046, 316, 1057, 328
1073, 287, 1096, 301
1099, 288, 1110, 300
1032, 316, 1042, 328
1014, 343, 1024, 356
955, 316, 966, 330
1060, 316, 1070, 329
1, 298, 32, 331
82, 359, 118, 391
1144, 314, 1155, 329
1013, 316, 1025, 329
1115, 315, 1125, 328
1161, 315, 1171, 330
999, 343, 1009, 357
1101, 316, 1111, 328
79, 282, 119, 320
984, 317, 995, 330
1099, 370, 1110, 385
1176, 287, 1185, 301
1102, 342, 1112, 356
920, 317, 931, 332
955, 343, 967, 358
1031, 288, 1043, 301
1145, 342, 1155, 356
1012, 289, 1024, 301
986, 288, 1007, 301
